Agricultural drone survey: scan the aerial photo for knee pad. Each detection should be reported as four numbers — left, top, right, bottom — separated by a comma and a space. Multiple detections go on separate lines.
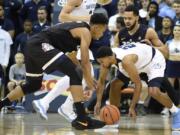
21, 78, 42, 95
69, 66, 83, 85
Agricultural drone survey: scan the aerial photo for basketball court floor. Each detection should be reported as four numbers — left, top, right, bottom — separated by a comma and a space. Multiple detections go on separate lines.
0, 113, 179, 135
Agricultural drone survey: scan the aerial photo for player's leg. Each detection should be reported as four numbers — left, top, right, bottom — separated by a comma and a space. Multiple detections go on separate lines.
109, 71, 128, 108
32, 75, 70, 120
45, 54, 105, 130
148, 78, 180, 130
0, 76, 43, 110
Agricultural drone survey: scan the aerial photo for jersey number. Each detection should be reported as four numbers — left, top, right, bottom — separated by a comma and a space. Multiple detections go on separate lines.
120, 44, 136, 50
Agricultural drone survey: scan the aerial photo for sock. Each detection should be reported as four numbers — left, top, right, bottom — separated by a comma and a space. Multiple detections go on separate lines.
138, 101, 144, 104
169, 104, 179, 114
0, 97, 12, 109
61, 94, 74, 112
74, 102, 86, 120
40, 76, 70, 110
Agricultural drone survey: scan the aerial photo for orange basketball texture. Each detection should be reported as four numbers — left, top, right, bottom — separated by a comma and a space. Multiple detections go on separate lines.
100, 105, 120, 125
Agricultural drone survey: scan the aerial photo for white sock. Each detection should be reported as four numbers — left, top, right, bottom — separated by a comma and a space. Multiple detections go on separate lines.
138, 101, 144, 104
169, 104, 179, 114
61, 94, 74, 112
40, 76, 70, 110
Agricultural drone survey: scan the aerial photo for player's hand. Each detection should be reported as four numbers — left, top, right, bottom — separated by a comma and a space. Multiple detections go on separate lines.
94, 102, 101, 116
128, 107, 136, 121
83, 90, 93, 101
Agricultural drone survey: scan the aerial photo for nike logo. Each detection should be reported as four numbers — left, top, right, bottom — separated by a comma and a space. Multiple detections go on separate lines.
77, 121, 88, 127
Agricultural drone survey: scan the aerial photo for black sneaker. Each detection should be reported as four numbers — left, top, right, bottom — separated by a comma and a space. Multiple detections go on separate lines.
71, 116, 106, 130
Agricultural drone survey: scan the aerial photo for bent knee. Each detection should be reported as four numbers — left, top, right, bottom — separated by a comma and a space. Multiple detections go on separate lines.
148, 87, 161, 97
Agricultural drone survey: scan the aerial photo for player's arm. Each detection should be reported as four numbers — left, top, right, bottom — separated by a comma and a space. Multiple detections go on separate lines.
95, 65, 109, 115
113, 32, 120, 47
96, 65, 109, 105
122, 54, 142, 114
146, 28, 169, 59
70, 27, 94, 89
59, 0, 90, 22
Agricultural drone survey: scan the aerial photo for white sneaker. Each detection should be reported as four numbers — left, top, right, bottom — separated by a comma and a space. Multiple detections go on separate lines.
58, 105, 77, 122
161, 108, 170, 117
32, 100, 48, 120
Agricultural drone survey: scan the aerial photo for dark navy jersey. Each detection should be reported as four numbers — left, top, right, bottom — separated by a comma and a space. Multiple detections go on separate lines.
30, 21, 90, 53
118, 24, 148, 46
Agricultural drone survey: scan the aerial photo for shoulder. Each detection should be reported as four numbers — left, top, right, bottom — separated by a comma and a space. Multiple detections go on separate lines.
67, 0, 82, 7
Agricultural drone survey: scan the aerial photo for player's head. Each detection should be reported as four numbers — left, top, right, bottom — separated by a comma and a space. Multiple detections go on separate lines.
96, 46, 115, 68
123, 5, 139, 31
90, 13, 108, 40
15, 52, 24, 65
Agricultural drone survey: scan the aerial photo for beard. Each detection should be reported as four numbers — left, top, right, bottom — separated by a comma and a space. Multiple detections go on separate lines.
126, 20, 137, 31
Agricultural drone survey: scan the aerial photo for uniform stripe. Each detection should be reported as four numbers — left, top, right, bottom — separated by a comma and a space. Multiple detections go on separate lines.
42, 52, 64, 70
26, 73, 43, 77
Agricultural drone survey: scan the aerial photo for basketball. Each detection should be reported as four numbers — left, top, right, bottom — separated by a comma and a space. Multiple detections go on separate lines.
100, 105, 120, 125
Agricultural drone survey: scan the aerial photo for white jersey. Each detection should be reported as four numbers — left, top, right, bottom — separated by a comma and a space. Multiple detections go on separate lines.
112, 42, 154, 70
112, 42, 166, 81
70, 0, 97, 16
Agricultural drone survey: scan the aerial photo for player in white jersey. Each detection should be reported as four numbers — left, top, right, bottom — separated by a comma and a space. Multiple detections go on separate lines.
59, 0, 111, 22
94, 42, 180, 131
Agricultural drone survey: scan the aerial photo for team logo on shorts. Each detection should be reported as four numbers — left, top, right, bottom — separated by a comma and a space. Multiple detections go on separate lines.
153, 63, 162, 69
42, 43, 55, 52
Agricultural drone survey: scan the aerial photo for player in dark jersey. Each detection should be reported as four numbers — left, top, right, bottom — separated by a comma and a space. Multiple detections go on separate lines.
113, 5, 179, 115
0, 13, 108, 130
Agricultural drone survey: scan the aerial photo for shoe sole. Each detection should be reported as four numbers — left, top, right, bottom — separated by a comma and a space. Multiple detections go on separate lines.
172, 128, 180, 131
58, 107, 73, 122
32, 101, 48, 120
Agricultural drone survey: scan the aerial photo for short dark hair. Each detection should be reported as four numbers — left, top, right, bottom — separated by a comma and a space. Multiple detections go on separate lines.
116, 17, 125, 27
38, 6, 47, 13
96, 46, 113, 58
90, 13, 108, 25
125, 5, 139, 16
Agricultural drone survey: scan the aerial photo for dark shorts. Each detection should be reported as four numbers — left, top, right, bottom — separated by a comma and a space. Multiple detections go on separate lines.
116, 71, 163, 88
165, 60, 180, 77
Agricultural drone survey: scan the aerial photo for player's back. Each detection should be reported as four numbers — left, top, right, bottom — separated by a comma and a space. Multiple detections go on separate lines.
112, 42, 154, 70
70, 0, 97, 16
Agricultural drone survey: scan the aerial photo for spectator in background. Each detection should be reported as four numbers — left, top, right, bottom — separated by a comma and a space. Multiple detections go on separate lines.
7, 53, 26, 92
15, 19, 34, 54
125, 0, 134, 6
102, 0, 119, 18
108, 0, 126, 32
20, 0, 51, 23
0, 28, 13, 71
0, 4, 15, 38
147, 1, 162, 31
139, 0, 150, 24
157, 16, 174, 44
172, 0, 180, 25
159, 0, 176, 20
110, 16, 125, 46
166, 24, 180, 88
33, 7, 50, 33
3, 0, 23, 35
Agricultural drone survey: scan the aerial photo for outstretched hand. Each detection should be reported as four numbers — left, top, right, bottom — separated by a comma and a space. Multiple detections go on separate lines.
128, 107, 136, 121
